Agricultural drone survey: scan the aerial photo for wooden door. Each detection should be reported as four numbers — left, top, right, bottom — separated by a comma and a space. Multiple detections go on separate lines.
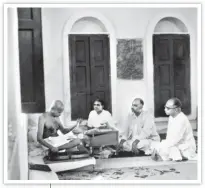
69, 35, 111, 120
89, 35, 111, 112
18, 8, 45, 113
153, 34, 191, 117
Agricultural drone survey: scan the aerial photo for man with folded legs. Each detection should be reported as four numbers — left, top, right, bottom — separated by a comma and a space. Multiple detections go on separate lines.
151, 98, 196, 161
37, 100, 90, 159
117, 98, 160, 156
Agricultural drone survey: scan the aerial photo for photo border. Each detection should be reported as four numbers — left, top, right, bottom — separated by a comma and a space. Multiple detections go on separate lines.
3, 2, 202, 185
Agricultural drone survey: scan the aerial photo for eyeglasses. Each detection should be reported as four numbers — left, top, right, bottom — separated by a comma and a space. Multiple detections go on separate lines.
93, 103, 101, 106
164, 106, 178, 110
132, 104, 141, 107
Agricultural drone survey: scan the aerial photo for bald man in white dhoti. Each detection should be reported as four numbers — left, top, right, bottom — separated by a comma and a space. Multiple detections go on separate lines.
117, 98, 160, 155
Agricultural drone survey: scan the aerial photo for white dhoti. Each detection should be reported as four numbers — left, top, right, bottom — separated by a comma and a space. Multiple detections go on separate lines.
155, 139, 196, 161
123, 139, 160, 155
153, 112, 197, 161
120, 111, 160, 155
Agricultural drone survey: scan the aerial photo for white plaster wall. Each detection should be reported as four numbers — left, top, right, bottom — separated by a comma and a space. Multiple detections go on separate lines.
7, 8, 20, 180
41, 7, 198, 127
7, 8, 29, 180
71, 17, 107, 32
154, 17, 188, 33
7, 8, 21, 180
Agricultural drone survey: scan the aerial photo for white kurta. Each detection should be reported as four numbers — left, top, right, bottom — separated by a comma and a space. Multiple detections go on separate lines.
157, 112, 196, 161
120, 111, 160, 154
87, 110, 117, 130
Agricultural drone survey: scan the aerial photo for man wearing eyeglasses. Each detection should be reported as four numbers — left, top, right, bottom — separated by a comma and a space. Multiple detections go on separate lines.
152, 98, 196, 161
117, 98, 160, 156
87, 99, 117, 130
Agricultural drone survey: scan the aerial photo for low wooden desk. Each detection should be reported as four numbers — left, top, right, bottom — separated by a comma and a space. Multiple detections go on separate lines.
86, 130, 119, 153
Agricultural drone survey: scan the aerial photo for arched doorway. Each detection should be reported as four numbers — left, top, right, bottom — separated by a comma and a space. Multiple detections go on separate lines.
153, 17, 191, 117
69, 17, 111, 119
62, 11, 116, 122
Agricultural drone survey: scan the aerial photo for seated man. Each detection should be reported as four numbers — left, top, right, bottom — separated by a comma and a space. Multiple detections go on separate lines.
84, 98, 118, 136
117, 98, 160, 155
151, 98, 196, 161
87, 98, 118, 131
37, 100, 90, 157
82, 99, 119, 155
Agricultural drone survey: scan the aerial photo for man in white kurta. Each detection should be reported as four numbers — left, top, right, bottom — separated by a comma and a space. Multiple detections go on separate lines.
87, 109, 116, 130
152, 98, 196, 161
118, 98, 160, 155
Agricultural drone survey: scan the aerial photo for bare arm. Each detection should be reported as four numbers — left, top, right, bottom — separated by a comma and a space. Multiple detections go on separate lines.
37, 115, 56, 150
58, 118, 81, 134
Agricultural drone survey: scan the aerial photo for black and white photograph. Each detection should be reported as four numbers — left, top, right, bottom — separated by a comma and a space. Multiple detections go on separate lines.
4, 2, 201, 184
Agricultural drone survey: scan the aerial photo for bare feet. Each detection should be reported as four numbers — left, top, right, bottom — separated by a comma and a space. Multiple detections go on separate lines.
151, 149, 163, 161
132, 148, 140, 156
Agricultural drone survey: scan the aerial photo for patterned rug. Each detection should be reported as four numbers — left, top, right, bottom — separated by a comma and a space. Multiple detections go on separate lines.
57, 162, 197, 180
57, 132, 198, 180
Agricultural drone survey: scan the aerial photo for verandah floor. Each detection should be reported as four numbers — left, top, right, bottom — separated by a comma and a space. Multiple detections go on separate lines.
56, 130, 198, 180
57, 156, 197, 180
